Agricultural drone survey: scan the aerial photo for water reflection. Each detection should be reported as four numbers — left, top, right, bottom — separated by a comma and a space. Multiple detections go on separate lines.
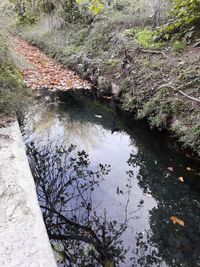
128, 152, 200, 267
22, 95, 200, 267
27, 142, 136, 266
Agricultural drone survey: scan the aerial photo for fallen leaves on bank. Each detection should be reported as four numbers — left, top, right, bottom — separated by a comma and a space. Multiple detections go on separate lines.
12, 36, 91, 91
170, 216, 185, 227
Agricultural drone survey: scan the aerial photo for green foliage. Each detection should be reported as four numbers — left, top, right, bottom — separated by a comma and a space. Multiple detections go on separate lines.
172, 40, 187, 52
158, 0, 200, 41
138, 88, 183, 128
125, 27, 165, 49
18, 10, 37, 25
76, 0, 104, 15
134, 28, 155, 48
180, 120, 200, 153
172, 0, 200, 24
0, 33, 26, 114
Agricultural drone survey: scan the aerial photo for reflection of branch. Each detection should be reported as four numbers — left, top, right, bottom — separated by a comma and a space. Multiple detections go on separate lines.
40, 204, 102, 244
49, 233, 109, 260
28, 143, 129, 266
41, 205, 116, 265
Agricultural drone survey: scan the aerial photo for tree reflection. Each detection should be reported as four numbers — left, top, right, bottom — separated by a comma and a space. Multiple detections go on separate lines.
25, 138, 200, 267
27, 142, 132, 267
127, 152, 200, 267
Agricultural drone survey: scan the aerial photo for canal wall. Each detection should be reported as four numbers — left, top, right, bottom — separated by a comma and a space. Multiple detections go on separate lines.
0, 119, 57, 267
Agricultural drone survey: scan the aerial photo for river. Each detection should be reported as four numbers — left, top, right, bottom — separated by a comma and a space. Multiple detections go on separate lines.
21, 92, 200, 267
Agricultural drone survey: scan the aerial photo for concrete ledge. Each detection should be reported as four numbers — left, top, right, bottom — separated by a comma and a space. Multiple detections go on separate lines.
0, 119, 57, 267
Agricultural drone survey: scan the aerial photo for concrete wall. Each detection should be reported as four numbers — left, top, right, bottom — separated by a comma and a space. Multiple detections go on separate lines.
0, 119, 57, 267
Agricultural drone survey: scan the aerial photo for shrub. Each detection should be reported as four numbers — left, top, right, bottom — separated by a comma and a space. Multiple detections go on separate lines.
172, 40, 187, 53
158, 0, 200, 41
138, 88, 184, 128
180, 120, 200, 154
0, 33, 26, 115
134, 28, 154, 48
125, 27, 165, 49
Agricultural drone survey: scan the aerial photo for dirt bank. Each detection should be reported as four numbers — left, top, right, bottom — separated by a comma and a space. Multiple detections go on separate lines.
17, 23, 200, 157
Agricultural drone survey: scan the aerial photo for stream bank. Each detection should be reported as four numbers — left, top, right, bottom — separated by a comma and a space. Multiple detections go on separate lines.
18, 20, 200, 157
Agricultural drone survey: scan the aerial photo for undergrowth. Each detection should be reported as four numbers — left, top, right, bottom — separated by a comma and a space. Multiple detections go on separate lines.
0, 33, 26, 115
137, 88, 184, 128
180, 119, 200, 154
124, 27, 166, 49
18, 7, 200, 156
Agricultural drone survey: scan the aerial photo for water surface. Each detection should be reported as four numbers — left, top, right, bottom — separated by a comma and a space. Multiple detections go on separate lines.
21, 94, 200, 267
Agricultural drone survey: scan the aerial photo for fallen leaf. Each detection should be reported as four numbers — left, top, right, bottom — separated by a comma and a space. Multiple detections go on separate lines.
186, 167, 192, 171
167, 167, 174, 172
170, 216, 185, 227
94, 115, 103, 118
12, 36, 91, 91
178, 176, 184, 182
102, 96, 113, 100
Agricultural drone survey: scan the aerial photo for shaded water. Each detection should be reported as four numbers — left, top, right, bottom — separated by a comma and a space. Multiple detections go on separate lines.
21, 94, 200, 267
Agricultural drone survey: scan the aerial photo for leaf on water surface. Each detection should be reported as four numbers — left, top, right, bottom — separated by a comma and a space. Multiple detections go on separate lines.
94, 114, 103, 118
170, 216, 185, 227
178, 176, 184, 182
102, 96, 113, 100
167, 166, 174, 172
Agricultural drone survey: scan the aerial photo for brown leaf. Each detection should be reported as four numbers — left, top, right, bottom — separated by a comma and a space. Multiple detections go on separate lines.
12, 36, 91, 91
170, 216, 185, 227
167, 167, 174, 172
178, 176, 184, 182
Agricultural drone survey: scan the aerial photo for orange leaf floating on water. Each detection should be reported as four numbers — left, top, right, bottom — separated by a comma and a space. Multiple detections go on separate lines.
167, 167, 174, 172
186, 167, 192, 171
170, 216, 185, 227
178, 176, 184, 182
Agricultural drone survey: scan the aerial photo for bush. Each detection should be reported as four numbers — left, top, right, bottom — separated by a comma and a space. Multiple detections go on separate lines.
172, 40, 187, 53
125, 27, 165, 49
137, 88, 184, 128
134, 28, 155, 48
158, 0, 200, 42
0, 33, 26, 115
180, 120, 200, 154
18, 11, 37, 26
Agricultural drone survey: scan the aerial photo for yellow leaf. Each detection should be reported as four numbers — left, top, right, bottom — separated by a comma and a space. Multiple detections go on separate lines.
170, 216, 185, 227
186, 167, 192, 171
178, 176, 184, 182
168, 167, 174, 172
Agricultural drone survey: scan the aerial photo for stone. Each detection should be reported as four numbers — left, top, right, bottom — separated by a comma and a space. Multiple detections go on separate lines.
111, 82, 121, 97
